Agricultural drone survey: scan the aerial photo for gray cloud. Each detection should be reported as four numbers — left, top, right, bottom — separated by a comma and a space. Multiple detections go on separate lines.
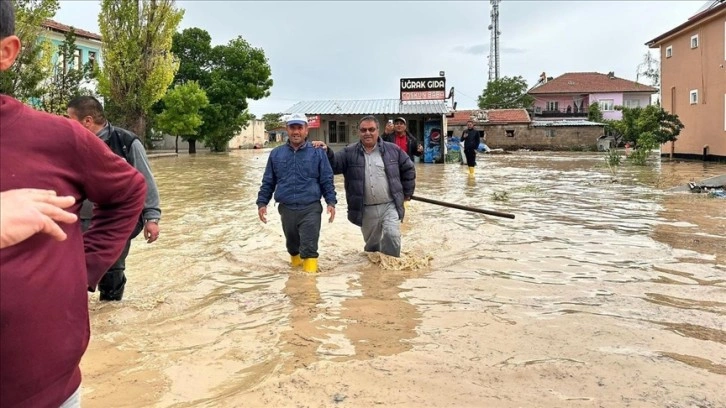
51, 1, 703, 115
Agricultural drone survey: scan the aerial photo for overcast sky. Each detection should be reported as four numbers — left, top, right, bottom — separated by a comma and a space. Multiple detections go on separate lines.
53, 1, 704, 116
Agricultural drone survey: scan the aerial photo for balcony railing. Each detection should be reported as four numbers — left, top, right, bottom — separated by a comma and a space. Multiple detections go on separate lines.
533, 108, 589, 118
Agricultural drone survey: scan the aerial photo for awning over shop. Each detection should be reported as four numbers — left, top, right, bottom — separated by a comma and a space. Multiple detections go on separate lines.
284, 99, 450, 115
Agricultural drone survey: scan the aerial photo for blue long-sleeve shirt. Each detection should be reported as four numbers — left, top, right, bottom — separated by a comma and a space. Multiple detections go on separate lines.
257, 141, 336, 210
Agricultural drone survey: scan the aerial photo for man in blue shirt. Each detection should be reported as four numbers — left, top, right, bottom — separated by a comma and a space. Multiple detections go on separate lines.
256, 113, 337, 273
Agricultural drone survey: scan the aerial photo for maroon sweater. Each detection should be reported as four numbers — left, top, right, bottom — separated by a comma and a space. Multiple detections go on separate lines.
0, 95, 147, 407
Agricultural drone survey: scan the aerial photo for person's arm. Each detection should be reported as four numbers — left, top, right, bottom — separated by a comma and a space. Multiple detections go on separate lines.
79, 129, 146, 287
317, 150, 337, 223
256, 154, 277, 223
126, 139, 161, 222
318, 150, 337, 207
398, 149, 416, 199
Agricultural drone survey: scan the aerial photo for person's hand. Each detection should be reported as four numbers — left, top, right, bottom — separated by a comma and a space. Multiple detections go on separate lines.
0, 188, 78, 249
311, 141, 327, 150
327, 205, 335, 223
258, 206, 267, 224
143, 221, 160, 243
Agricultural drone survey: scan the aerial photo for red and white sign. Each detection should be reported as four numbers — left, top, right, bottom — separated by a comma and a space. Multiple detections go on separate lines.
308, 115, 320, 128
400, 77, 446, 101
400, 90, 446, 101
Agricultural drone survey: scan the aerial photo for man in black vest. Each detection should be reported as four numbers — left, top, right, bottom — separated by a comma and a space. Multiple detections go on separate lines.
67, 96, 161, 301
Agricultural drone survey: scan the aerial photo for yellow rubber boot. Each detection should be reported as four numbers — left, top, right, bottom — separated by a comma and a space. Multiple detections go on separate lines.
302, 258, 318, 273
468, 167, 475, 176
290, 254, 303, 267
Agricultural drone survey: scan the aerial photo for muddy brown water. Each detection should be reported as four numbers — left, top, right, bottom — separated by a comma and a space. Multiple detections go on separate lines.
81, 150, 725, 408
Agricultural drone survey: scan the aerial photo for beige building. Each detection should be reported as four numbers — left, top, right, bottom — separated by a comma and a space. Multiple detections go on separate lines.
646, 0, 726, 160
228, 119, 267, 149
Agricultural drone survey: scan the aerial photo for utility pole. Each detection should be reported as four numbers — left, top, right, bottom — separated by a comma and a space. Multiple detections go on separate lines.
488, 0, 501, 82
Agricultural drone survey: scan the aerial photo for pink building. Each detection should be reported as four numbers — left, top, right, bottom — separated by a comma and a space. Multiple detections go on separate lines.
527, 72, 657, 121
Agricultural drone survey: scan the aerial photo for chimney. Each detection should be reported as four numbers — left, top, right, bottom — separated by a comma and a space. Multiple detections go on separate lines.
607, 71, 615, 79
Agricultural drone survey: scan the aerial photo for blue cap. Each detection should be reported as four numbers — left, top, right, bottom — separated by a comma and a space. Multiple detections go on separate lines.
286, 113, 308, 126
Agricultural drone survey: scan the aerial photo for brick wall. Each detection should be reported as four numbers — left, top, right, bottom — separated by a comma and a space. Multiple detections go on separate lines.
448, 123, 604, 151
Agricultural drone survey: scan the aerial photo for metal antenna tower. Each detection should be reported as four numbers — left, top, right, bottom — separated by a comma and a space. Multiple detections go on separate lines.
488, 0, 501, 82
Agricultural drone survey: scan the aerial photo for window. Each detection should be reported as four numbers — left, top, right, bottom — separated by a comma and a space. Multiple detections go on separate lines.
665, 46, 673, 58
624, 99, 640, 108
57, 52, 66, 74
690, 34, 699, 49
328, 121, 338, 143
690, 89, 698, 105
337, 122, 347, 144
505, 129, 515, 137
73, 49, 81, 70
545, 129, 556, 137
598, 99, 614, 111
546, 101, 559, 111
328, 121, 347, 143
88, 51, 96, 69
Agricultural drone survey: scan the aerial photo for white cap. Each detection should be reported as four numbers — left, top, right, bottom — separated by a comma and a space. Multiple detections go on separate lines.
286, 113, 308, 126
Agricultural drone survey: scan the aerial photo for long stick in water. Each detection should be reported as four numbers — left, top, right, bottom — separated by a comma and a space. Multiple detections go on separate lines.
410, 195, 515, 219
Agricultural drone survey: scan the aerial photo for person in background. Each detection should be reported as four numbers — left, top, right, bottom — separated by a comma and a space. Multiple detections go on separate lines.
313, 115, 415, 258
461, 120, 482, 176
257, 113, 337, 273
67, 95, 162, 301
382, 117, 423, 159
0, 1, 147, 406
382, 120, 394, 139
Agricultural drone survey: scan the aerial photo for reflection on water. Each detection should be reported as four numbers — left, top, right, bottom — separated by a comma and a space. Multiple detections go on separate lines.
80, 151, 726, 407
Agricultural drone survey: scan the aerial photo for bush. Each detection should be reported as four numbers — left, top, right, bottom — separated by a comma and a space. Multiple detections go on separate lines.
606, 148, 622, 167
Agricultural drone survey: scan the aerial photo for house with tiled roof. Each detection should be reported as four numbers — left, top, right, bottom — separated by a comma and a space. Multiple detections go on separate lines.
446, 109, 604, 151
40, 19, 102, 72
646, 0, 725, 161
527, 72, 657, 121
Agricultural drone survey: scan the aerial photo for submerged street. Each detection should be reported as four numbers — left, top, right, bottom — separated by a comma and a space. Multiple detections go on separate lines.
81, 150, 725, 407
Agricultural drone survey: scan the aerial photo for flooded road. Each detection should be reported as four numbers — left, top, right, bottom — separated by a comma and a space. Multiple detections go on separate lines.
80, 150, 725, 408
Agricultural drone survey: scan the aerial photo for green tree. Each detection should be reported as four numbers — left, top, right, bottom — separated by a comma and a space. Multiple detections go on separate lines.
609, 105, 684, 161
98, 0, 184, 142
170, 27, 212, 85
169, 29, 272, 152
155, 81, 209, 154
261, 113, 283, 130
37, 29, 92, 115
477, 76, 534, 109
0, 0, 58, 100
587, 102, 603, 123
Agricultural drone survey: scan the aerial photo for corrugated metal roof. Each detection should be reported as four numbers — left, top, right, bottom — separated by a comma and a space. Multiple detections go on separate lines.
531, 120, 604, 127
284, 99, 450, 115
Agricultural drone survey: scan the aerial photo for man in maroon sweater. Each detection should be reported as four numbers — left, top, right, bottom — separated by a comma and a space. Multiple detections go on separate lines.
0, 1, 147, 406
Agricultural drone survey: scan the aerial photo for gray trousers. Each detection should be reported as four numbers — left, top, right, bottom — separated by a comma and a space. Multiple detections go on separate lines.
278, 202, 323, 259
361, 201, 401, 257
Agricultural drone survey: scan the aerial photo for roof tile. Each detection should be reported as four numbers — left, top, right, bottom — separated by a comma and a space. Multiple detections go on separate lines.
528, 72, 657, 94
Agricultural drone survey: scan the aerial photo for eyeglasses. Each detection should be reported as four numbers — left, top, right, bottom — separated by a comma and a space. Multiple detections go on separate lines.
359, 127, 377, 133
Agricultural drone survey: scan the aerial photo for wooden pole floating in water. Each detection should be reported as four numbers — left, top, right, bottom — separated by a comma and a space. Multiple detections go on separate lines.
410, 195, 515, 219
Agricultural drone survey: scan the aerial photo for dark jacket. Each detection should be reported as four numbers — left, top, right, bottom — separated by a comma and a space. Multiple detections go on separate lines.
257, 141, 336, 210
326, 139, 415, 227
382, 131, 421, 158
462, 128, 481, 151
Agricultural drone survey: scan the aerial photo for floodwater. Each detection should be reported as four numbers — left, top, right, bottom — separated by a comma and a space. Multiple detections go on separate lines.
81, 150, 725, 408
